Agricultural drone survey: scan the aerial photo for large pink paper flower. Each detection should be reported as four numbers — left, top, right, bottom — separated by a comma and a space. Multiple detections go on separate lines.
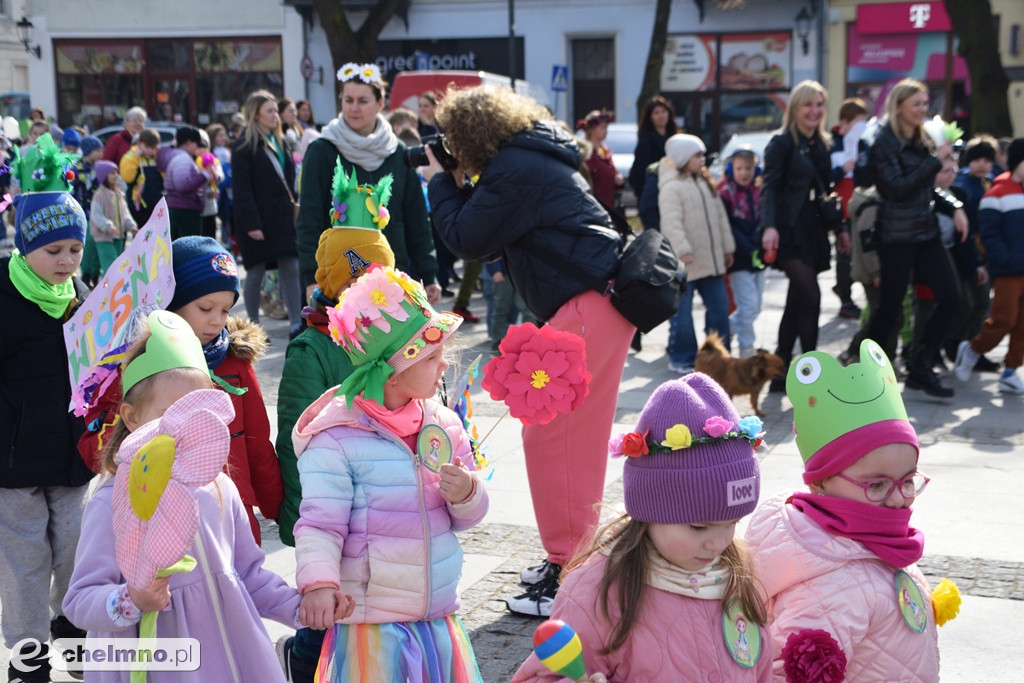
481, 323, 591, 426
343, 267, 409, 333
781, 629, 847, 683
112, 389, 233, 590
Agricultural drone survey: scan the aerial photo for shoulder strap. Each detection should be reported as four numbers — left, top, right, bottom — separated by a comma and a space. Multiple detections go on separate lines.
264, 147, 297, 203
520, 237, 612, 295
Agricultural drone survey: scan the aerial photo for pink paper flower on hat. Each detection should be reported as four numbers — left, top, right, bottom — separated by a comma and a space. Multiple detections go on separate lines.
481, 323, 591, 426
343, 267, 408, 334
112, 389, 234, 590
781, 629, 847, 683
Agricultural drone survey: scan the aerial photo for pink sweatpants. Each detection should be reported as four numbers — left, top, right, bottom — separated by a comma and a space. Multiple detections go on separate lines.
522, 290, 635, 566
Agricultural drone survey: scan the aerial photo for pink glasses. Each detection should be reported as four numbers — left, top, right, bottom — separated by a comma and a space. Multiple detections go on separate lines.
834, 472, 930, 503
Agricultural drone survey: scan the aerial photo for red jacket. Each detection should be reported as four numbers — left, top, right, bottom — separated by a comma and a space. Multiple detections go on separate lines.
77, 317, 283, 544
102, 129, 134, 165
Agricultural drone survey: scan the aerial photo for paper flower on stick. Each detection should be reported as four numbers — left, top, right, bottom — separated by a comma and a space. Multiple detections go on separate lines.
482, 323, 591, 426
113, 389, 234, 591
781, 629, 847, 683
932, 578, 961, 626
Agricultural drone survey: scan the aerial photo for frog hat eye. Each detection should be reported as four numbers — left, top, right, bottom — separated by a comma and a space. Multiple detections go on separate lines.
866, 340, 887, 367
794, 356, 822, 385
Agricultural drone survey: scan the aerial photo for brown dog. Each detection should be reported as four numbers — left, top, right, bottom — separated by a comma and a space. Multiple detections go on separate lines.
694, 333, 786, 417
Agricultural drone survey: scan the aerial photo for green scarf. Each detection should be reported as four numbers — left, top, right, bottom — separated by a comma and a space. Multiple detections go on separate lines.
8, 250, 77, 319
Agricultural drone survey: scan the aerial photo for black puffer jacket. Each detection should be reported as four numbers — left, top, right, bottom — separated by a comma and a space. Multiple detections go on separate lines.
429, 121, 621, 321
860, 122, 960, 245
0, 257, 93, 488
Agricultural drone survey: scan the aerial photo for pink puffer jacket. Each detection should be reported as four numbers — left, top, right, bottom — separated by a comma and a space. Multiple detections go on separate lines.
744, 494, 939, 682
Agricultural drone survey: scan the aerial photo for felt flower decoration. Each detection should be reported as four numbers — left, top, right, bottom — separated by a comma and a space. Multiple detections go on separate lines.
620, 431, 649, 458
737, 416, 763, 440
112, 389, 233, 591
331, 198, 347, 223
932, 578, 961, 626
781, 629, 847, 683
360, 64, 382, 84
337, 62, 359, 81
661, 424, 693, 449
342, 266, 409, 334
481, 322, 591, 426
704, 416, 733, 438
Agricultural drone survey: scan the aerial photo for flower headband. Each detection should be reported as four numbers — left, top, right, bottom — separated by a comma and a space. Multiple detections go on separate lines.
610, 415, 764, 459
576, 109, 614, 131
337, 62, 383, 87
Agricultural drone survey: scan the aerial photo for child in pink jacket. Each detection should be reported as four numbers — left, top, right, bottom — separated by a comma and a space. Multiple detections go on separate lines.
744, 339, 944, 681
514, 373, 771, 682
293, 266, 488, 681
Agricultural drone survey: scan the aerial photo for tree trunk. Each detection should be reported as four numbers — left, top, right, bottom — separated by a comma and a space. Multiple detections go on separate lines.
636, 0, 673, 122
311, 0, 408, 102
943, 0, 1012, 137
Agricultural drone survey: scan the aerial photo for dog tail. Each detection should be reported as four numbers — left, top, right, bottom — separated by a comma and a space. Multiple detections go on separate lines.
699, 331, 730, 357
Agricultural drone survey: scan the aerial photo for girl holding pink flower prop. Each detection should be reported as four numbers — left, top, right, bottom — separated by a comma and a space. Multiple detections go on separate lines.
64, 311, 334, 683
293, 266, 488, 681
514, 373, 770, 682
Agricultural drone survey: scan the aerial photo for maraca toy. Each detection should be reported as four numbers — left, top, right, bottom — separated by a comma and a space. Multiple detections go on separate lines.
533, 619, 586, 681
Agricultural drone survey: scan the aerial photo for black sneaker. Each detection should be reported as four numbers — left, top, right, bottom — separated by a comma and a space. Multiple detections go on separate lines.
519, 559, 561, 586
506, 571, 559, 617
975, 354, 1001, 373
52, 615, 86, 680
8, 642, 51, 683
276, 635, 316, 683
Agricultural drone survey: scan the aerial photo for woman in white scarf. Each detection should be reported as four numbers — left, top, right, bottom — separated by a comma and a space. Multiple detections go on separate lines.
294, 63, 440, 304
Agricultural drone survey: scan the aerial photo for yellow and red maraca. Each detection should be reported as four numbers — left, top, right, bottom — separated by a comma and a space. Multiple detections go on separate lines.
533, 619, 586, 681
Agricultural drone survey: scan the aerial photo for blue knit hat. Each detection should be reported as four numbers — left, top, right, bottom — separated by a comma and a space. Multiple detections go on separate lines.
12, 133, 87, 254
168, 236, 240, 312
80, 136, 103, 157
62, 128, 81, 150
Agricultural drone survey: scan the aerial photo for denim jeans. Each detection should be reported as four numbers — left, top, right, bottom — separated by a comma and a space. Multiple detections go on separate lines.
668, 274, 731, 365
729, 269, 765, 354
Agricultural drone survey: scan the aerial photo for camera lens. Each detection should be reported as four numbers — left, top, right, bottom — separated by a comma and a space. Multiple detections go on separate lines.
403, 146, 429, 169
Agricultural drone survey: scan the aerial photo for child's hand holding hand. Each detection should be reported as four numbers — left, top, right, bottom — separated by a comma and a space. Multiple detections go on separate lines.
439, 456, 475, 504
580, 674, 607, 683
300, 586, 345, 630
128, 577, 171, 613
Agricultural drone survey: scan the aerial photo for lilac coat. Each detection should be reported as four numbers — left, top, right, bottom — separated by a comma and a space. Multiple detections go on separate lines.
63, 474, 301, 683
744, 494, 940, 681
158, 147, 209, 211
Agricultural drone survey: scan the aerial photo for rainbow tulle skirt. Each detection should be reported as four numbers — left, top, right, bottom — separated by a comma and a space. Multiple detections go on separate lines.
315, 614, 482, 682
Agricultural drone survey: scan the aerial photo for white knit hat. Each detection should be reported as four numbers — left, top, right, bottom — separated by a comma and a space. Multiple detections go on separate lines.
665, 133, 707, 169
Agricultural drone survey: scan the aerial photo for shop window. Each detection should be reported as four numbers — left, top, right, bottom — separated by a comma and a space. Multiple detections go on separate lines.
571, 38, 614, 125
719, 93, 785, 144
149, 42, 192, 72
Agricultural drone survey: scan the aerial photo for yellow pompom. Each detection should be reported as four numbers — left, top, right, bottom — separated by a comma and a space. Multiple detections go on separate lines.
932, 578, 961, 626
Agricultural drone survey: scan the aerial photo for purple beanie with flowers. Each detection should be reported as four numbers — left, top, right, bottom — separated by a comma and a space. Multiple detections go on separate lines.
620, 373, 761, 524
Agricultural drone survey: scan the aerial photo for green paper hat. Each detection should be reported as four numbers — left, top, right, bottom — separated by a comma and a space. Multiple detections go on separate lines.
329, 159, 393, 231
326, 266, 462, 405
11, 134, 79, 193
787, 338, 918, 484
122, 311, 209, 395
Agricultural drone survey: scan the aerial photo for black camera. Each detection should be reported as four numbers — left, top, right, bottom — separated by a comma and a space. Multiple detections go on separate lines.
404, 134, 458, 170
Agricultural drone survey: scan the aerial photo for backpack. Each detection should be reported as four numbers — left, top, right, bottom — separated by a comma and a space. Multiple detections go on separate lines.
849, 186, 882, 286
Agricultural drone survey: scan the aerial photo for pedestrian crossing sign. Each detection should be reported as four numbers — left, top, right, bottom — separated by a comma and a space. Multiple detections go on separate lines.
551, 65, 568, 92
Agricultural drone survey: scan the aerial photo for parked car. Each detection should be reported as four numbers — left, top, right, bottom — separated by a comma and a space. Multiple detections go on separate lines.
603, 122, 639, 208
387, 70, 550, 112
91, 122, 187, 148
707, 131, 774, 182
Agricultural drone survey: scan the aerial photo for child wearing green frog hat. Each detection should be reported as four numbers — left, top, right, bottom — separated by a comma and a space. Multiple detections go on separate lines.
744, 338, 952, 681
291, 265, 487, 681
1, 132, 92, 682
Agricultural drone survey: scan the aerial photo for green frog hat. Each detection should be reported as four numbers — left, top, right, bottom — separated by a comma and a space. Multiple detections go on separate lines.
787, 339, 919, 484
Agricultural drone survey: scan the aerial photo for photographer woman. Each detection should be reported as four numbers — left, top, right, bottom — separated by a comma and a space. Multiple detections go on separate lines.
296, 63, 440, 302
760, 80, 848, 391
861, 78, 967, 397
427, 85, 635, 617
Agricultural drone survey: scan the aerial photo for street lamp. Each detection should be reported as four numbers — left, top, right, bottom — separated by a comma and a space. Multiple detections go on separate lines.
16, 17, 42, 59
795, 8, 811, 57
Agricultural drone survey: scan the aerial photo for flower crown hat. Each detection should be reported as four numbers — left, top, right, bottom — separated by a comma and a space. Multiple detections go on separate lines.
337, 62, 384, 88
616, 373, 763, 525
328, 265, 462, 405
10, 132, 87, 253
787, 339, 919, 485
315, 159, 396, 301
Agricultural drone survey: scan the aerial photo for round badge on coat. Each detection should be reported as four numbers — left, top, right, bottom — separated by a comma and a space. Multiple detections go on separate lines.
895, 570, 928, 633
722, 600, 760, 668
416, 423, 452, 473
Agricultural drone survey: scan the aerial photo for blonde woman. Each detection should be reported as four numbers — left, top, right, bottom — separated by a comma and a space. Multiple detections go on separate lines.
231, 89, 303, 336
861, 78, 967, 397
760, 80, 847, 391
427, 84, 634, 617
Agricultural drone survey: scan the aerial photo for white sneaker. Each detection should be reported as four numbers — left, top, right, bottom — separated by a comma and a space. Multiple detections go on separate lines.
953, 341, 979, 382
668, 361, 694, 375
998, 371, 1024, 394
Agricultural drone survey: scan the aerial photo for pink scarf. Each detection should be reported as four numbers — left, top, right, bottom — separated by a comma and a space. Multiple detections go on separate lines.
789, 492, 925, 568
354, 396, 423, 450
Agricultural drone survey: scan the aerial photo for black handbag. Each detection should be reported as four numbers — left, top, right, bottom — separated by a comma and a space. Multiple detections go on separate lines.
524, 225, 687, 334
813, 173, 844, 232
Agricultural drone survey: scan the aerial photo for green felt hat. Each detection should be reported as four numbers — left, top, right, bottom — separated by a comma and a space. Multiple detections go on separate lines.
327, 266, 462, 405
329, 158, 392, 231
122, 311, 209, 395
